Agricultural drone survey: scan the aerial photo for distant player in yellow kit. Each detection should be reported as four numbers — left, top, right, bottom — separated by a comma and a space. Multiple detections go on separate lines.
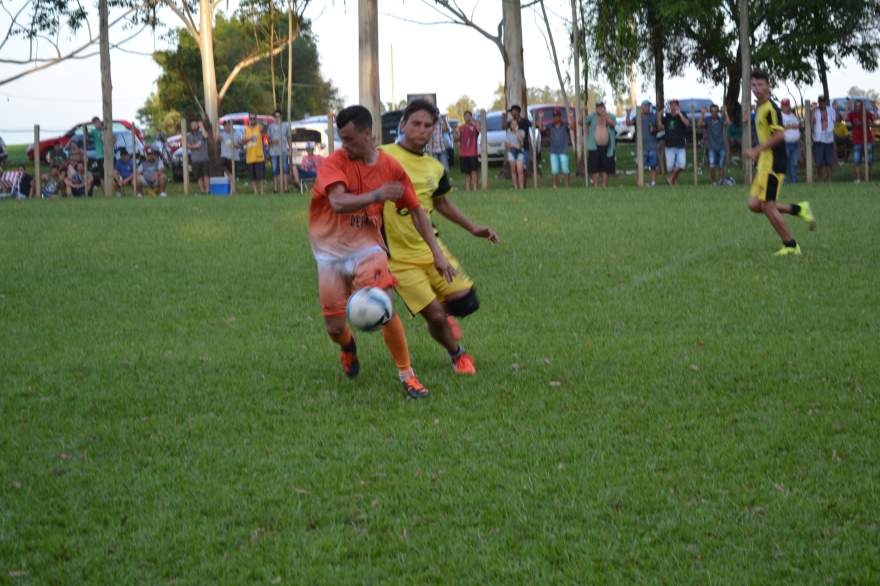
745, 70, 816, 255
381, 99, 499, 375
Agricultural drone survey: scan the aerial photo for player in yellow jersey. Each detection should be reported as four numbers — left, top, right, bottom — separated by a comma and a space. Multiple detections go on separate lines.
745, 70, 816, 256
381, 99, 499, 375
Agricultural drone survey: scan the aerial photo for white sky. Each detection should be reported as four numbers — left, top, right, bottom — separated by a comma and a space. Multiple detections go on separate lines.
1, 0, 878, 144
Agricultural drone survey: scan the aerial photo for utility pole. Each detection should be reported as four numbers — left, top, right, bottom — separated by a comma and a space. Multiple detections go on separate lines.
739, 0, 752, 184
358, 0, 381, 142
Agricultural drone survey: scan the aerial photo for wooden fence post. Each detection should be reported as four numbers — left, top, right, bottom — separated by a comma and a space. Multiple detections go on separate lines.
804, 100, 813, 184
327, 112, 335, 154
480, 109, 488, 191
532, 128, 539, 188
131, 127, 139, 196
181, 118, 189, 195
636, 109, 644, 187
34, 125, 41, 198
692, 104, 698, 185
862, 105, 870, 182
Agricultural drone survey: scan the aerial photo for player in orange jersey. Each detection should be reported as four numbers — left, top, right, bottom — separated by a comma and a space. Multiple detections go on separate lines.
309, 105, 454, 398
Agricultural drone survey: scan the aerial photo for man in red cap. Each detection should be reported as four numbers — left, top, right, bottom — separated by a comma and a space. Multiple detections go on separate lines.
780, 98, 801, 183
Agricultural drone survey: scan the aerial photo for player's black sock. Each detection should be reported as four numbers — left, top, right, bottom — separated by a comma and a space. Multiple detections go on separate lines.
448, 345, 464, 360
783, 239, 797, 248
342, 338, 357, 353
788, 203, 801, 216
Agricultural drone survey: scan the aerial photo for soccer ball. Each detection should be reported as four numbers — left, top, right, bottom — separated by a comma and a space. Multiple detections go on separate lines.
346, 287, 393, 332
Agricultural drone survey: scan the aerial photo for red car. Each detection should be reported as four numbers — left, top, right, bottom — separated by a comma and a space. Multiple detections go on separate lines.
27, 119, 144, 163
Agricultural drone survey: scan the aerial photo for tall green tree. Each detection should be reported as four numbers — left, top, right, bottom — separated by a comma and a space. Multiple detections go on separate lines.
138, 13, 338, 133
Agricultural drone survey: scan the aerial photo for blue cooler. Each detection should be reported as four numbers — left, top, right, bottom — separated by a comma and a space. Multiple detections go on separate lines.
210, 176, 230, 196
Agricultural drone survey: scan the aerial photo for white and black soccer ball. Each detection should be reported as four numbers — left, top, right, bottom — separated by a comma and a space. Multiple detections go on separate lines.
346, 287, 393, 332
719, 175, 736, 186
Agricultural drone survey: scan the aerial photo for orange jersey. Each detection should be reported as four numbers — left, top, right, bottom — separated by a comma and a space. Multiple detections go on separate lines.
309, 149, 420, 260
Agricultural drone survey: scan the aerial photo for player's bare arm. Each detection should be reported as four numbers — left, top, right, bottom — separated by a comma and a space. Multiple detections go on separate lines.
745, 129, 784, 161
433, 195, 500, 243
410, 207, 456, 282
327, 181, 403, 213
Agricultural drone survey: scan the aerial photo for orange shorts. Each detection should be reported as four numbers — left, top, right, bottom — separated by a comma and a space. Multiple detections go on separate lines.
316, 248, 395, 317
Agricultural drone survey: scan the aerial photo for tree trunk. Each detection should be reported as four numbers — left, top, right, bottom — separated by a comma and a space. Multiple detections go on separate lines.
270, 1, 277, 111
198, 0, 220, 174
99, 0, 113, 196
502, 0, 526, 110
724, 49, 742, 112
739, 0, 752, 182
358, 0, 381, 142
652, 28, 664, 109
539, 0, 569, 110
816, 50, 829, 99
287, 1, 294, 125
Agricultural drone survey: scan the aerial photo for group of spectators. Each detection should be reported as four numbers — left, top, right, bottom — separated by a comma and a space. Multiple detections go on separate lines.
808, 96, 876, 183
210, 110, 323, 196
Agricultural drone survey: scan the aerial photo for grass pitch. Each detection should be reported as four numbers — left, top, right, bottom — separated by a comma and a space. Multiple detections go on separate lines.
1, 182, 878, 583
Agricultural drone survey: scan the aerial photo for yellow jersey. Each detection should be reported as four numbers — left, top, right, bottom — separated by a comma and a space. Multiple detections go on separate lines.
754, 99, 787, 173
380, 143, 452, 263
244, 125, 264, 163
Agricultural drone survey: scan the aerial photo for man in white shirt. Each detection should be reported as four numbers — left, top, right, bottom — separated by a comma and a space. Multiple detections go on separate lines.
811, 95, 836, 182
780, 98, 801, 183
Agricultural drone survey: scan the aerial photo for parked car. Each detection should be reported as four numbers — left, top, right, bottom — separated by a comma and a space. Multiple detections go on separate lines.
27, 119, 144, 163
66, 129, 145, 160
381, 110, 404, 144
474, 110, 508, 164
615, 108, 636, 142
290, 117, 341, 165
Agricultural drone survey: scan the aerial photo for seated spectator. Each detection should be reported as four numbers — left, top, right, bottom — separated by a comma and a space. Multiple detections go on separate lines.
113, 148, 134, 196
42, 166, 62, 198
0, 135, 7, 164
64, 161, 90, 197
16, 166, 34, 198
0, 165, 20, 197
138, 147, 167, 197
50, 143, 67, 168
298, 142, 323, 179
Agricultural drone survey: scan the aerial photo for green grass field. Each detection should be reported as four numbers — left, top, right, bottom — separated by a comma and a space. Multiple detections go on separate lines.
1, 181, 879, 583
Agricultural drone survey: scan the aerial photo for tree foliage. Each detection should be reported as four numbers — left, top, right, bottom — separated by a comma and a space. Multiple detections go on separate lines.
138, 12, 339, 132
445, 95, 477, 120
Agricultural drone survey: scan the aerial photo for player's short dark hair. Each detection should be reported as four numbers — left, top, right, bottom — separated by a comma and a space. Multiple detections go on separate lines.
509, 104, 521, 113
336, 105, 373, 131
751, 69, 770, 83
402, 99, 439, 124
464, 110, 472, 116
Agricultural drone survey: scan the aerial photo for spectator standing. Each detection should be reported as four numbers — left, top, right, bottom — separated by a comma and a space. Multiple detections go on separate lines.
538, 108, 572, 189
780, 98, 801, 184
699, 104, 729, 184
811, 95, 836, 182
508, 105, 533, 180
846, 100, 875, 183
88, 116, 105, 194
138, 147, 168, 197
455, 110, 480, 191
268, 109, 290, 193
244, 113, 266, 195
428, 115, 450, 171
0, 135, 6, 164
113, 148, 134, 196
505, 117, 526, 190
638, 101, 661, 187
219, 120, 239, 178
585, 102, 616, 189
187, 119, 209, 194
659, 99, 690, 185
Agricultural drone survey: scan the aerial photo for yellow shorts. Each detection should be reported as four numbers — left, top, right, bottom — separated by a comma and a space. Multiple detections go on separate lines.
750, 169, 785, 202
390, 252, 474, 315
